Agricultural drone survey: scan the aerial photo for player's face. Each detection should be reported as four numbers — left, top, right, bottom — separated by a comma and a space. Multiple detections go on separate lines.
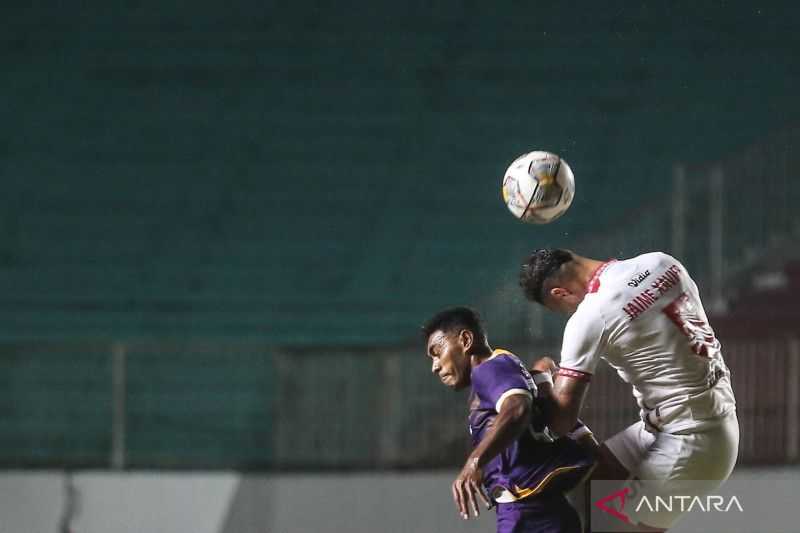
426, 329, 471, 390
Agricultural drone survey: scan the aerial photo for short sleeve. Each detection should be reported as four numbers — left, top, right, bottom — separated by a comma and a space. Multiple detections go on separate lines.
559, 306, 607, 377
471, 355, 534, 413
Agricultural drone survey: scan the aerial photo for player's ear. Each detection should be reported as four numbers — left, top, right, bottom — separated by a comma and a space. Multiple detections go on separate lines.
550, 287, 569, 300
459, 329, 474, 352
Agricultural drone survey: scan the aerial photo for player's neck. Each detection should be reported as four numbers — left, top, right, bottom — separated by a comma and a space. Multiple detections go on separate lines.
575, 257, 606, 287
469, 347, 493, 368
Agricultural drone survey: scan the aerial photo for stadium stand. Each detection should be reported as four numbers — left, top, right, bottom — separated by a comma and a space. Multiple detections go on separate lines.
1, 0, 799, 468
3, 1, 800, 344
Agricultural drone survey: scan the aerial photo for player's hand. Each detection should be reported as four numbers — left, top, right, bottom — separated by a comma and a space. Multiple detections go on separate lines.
531, 356, 558, 376
451, 457, 491, 519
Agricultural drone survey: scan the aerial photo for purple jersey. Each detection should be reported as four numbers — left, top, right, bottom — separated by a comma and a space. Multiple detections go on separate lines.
469, 350, 593, 503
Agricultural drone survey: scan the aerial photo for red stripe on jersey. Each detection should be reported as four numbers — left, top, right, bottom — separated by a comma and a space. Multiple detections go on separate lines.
586, 259, 617, 294
557, 367, 593, 382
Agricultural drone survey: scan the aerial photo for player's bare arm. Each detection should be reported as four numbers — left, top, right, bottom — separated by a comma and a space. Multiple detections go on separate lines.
548, 372, 590, 436
452, 393, 532, 519
527, 356, 591, 437
530, 360, 600, 458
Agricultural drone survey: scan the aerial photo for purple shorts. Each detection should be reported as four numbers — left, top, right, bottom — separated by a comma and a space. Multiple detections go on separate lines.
495, 492, 581, 533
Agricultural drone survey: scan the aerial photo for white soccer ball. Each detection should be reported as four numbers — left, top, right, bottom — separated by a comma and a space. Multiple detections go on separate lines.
501, 151, 575, 224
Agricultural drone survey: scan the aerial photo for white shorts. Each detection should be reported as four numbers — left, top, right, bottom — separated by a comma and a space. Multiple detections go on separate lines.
603, 410, 740, 529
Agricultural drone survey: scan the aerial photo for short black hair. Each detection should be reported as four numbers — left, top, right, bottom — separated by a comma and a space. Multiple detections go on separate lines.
519, 249, 574, 303
421, 306, 487, 344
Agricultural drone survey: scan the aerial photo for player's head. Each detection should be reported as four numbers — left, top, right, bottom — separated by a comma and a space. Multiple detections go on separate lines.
422, 306, 491, 390
519, 248, 587, 314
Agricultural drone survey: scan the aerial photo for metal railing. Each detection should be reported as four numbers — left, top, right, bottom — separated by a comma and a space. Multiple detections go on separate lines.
0, 336, 797, 469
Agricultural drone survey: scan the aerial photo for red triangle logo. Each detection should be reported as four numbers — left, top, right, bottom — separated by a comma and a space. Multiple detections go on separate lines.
594, 487, 631, 524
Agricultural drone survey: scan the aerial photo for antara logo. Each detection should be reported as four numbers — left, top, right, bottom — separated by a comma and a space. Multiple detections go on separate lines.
594, 487, 743, 525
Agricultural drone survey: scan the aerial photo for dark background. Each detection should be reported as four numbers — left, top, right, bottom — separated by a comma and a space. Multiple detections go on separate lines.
1, 1, 798, 469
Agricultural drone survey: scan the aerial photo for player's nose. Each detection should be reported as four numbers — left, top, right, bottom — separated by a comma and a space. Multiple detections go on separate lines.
431, 360, 440, 375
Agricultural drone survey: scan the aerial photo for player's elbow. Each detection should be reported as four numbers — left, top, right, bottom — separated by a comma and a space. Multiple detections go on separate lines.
510, 400, 532, 424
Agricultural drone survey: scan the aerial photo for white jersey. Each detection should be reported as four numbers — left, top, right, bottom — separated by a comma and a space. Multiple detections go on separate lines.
559, 252, 736, 433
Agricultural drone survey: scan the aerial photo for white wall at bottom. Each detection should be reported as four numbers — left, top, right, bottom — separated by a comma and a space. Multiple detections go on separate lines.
0, 470, 493, 533
2, 467, 797, 533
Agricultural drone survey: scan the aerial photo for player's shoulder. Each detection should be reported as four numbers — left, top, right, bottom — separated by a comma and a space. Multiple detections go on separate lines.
624, 251, 680, 270
600, 251, 682, 291
473, 350, 527, 378
643, 251, 679, 263
480, 349, 524, 370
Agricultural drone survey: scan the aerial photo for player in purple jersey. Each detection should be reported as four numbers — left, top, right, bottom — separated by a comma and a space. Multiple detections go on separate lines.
422, 307, 597, 533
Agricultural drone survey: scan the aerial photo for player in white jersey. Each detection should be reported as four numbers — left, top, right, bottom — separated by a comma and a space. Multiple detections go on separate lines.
519, 249, 739, 531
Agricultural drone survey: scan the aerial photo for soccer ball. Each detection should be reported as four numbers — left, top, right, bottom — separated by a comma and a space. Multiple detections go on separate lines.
501, 151, 575, 224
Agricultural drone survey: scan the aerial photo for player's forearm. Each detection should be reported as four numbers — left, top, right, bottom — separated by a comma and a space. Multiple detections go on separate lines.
549, 381, 582, 435
533, 377, 582, 435
530, 367, 589, 436
468, 396, 531, 468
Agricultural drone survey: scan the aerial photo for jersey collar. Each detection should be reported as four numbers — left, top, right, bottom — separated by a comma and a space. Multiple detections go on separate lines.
489, 348, 512, 360
586, 260, 617, 294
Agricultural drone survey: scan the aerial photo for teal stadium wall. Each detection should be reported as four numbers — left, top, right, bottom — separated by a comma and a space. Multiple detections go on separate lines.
2, 1, 799, 468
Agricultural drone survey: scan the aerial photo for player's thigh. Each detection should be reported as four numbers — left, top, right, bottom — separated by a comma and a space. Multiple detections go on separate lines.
687, 411, 739, 482
599, 421, 655, 478
641, 412, 739, 483
628, 413, 740, 530
624, 434, 688, 532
